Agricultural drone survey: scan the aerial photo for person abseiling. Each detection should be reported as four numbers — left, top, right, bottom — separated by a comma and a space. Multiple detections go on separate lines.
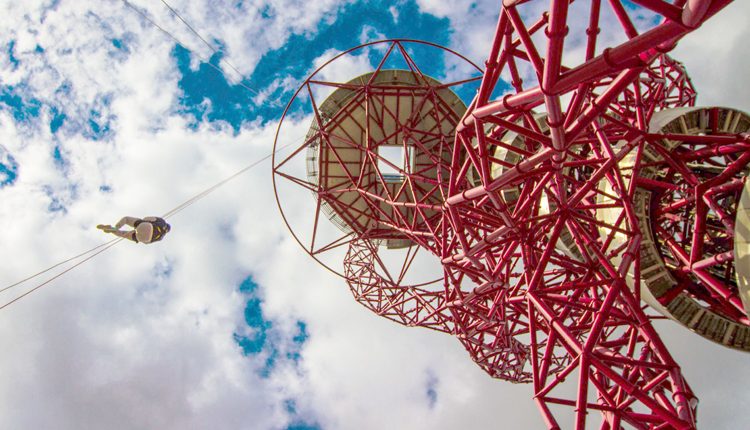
97, 216, 171, 244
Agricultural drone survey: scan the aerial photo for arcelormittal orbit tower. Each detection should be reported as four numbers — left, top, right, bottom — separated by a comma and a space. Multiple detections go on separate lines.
273, 1, 750, 428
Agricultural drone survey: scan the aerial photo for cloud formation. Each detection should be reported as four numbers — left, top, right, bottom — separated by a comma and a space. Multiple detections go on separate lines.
0, 1, 748, 430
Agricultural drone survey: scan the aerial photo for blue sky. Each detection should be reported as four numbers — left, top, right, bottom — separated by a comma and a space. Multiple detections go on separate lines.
0, 1, 749, 430
173, 0, 453, 132
0, 2, 474, 429
168, 4, 462, 428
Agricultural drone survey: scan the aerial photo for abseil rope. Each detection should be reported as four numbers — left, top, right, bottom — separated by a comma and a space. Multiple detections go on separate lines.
0, 0, 294, 310
0, 140, 295, 310
157, 0, 254, 93
0, 237, 120, 296
0, 239, 125, 311
161, 140, 293, 219
121, 0, 258, 95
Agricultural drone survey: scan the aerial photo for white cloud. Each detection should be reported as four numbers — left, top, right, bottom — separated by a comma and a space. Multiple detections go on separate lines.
0, 1, 748, 430
123, 0, 352, 79
674, 1, 750, 112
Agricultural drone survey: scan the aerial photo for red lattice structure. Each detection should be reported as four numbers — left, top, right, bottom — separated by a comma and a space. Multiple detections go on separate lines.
633, 106, 750, 347
272, 39, 480, 339
273, 2, 750, 428
441, 1, 743, 428
344, 236, 453, 333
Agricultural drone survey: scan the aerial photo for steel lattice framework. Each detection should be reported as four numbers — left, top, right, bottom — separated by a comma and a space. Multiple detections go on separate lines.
273, 1, 749, 429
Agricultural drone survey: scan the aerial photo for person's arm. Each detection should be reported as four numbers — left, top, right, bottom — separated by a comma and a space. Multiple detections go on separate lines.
142, 216, 159, 222
116, 216, 140, 229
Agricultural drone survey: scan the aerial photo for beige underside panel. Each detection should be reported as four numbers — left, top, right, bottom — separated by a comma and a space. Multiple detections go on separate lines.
735, 178, 750, 316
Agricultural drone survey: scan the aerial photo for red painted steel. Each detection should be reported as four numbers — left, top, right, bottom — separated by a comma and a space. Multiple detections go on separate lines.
441, 2, 734, 428
273, 1, 744, 428
273, 40, 482, 278
344, 236, 453, 333
644, 107, 750, 324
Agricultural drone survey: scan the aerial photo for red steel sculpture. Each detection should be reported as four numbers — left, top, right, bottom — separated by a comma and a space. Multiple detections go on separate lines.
273, 1, 749, 428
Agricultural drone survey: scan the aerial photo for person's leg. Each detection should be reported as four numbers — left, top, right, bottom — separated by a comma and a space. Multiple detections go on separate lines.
109, 229, 137, 242
96, 224, 136, 242
116, 216, 140, 229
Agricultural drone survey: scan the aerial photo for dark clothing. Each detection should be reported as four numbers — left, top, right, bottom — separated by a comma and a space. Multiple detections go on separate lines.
134, 217, 170, 243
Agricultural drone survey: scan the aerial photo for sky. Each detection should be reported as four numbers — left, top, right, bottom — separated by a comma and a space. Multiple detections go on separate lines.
0, 1, 748, 429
